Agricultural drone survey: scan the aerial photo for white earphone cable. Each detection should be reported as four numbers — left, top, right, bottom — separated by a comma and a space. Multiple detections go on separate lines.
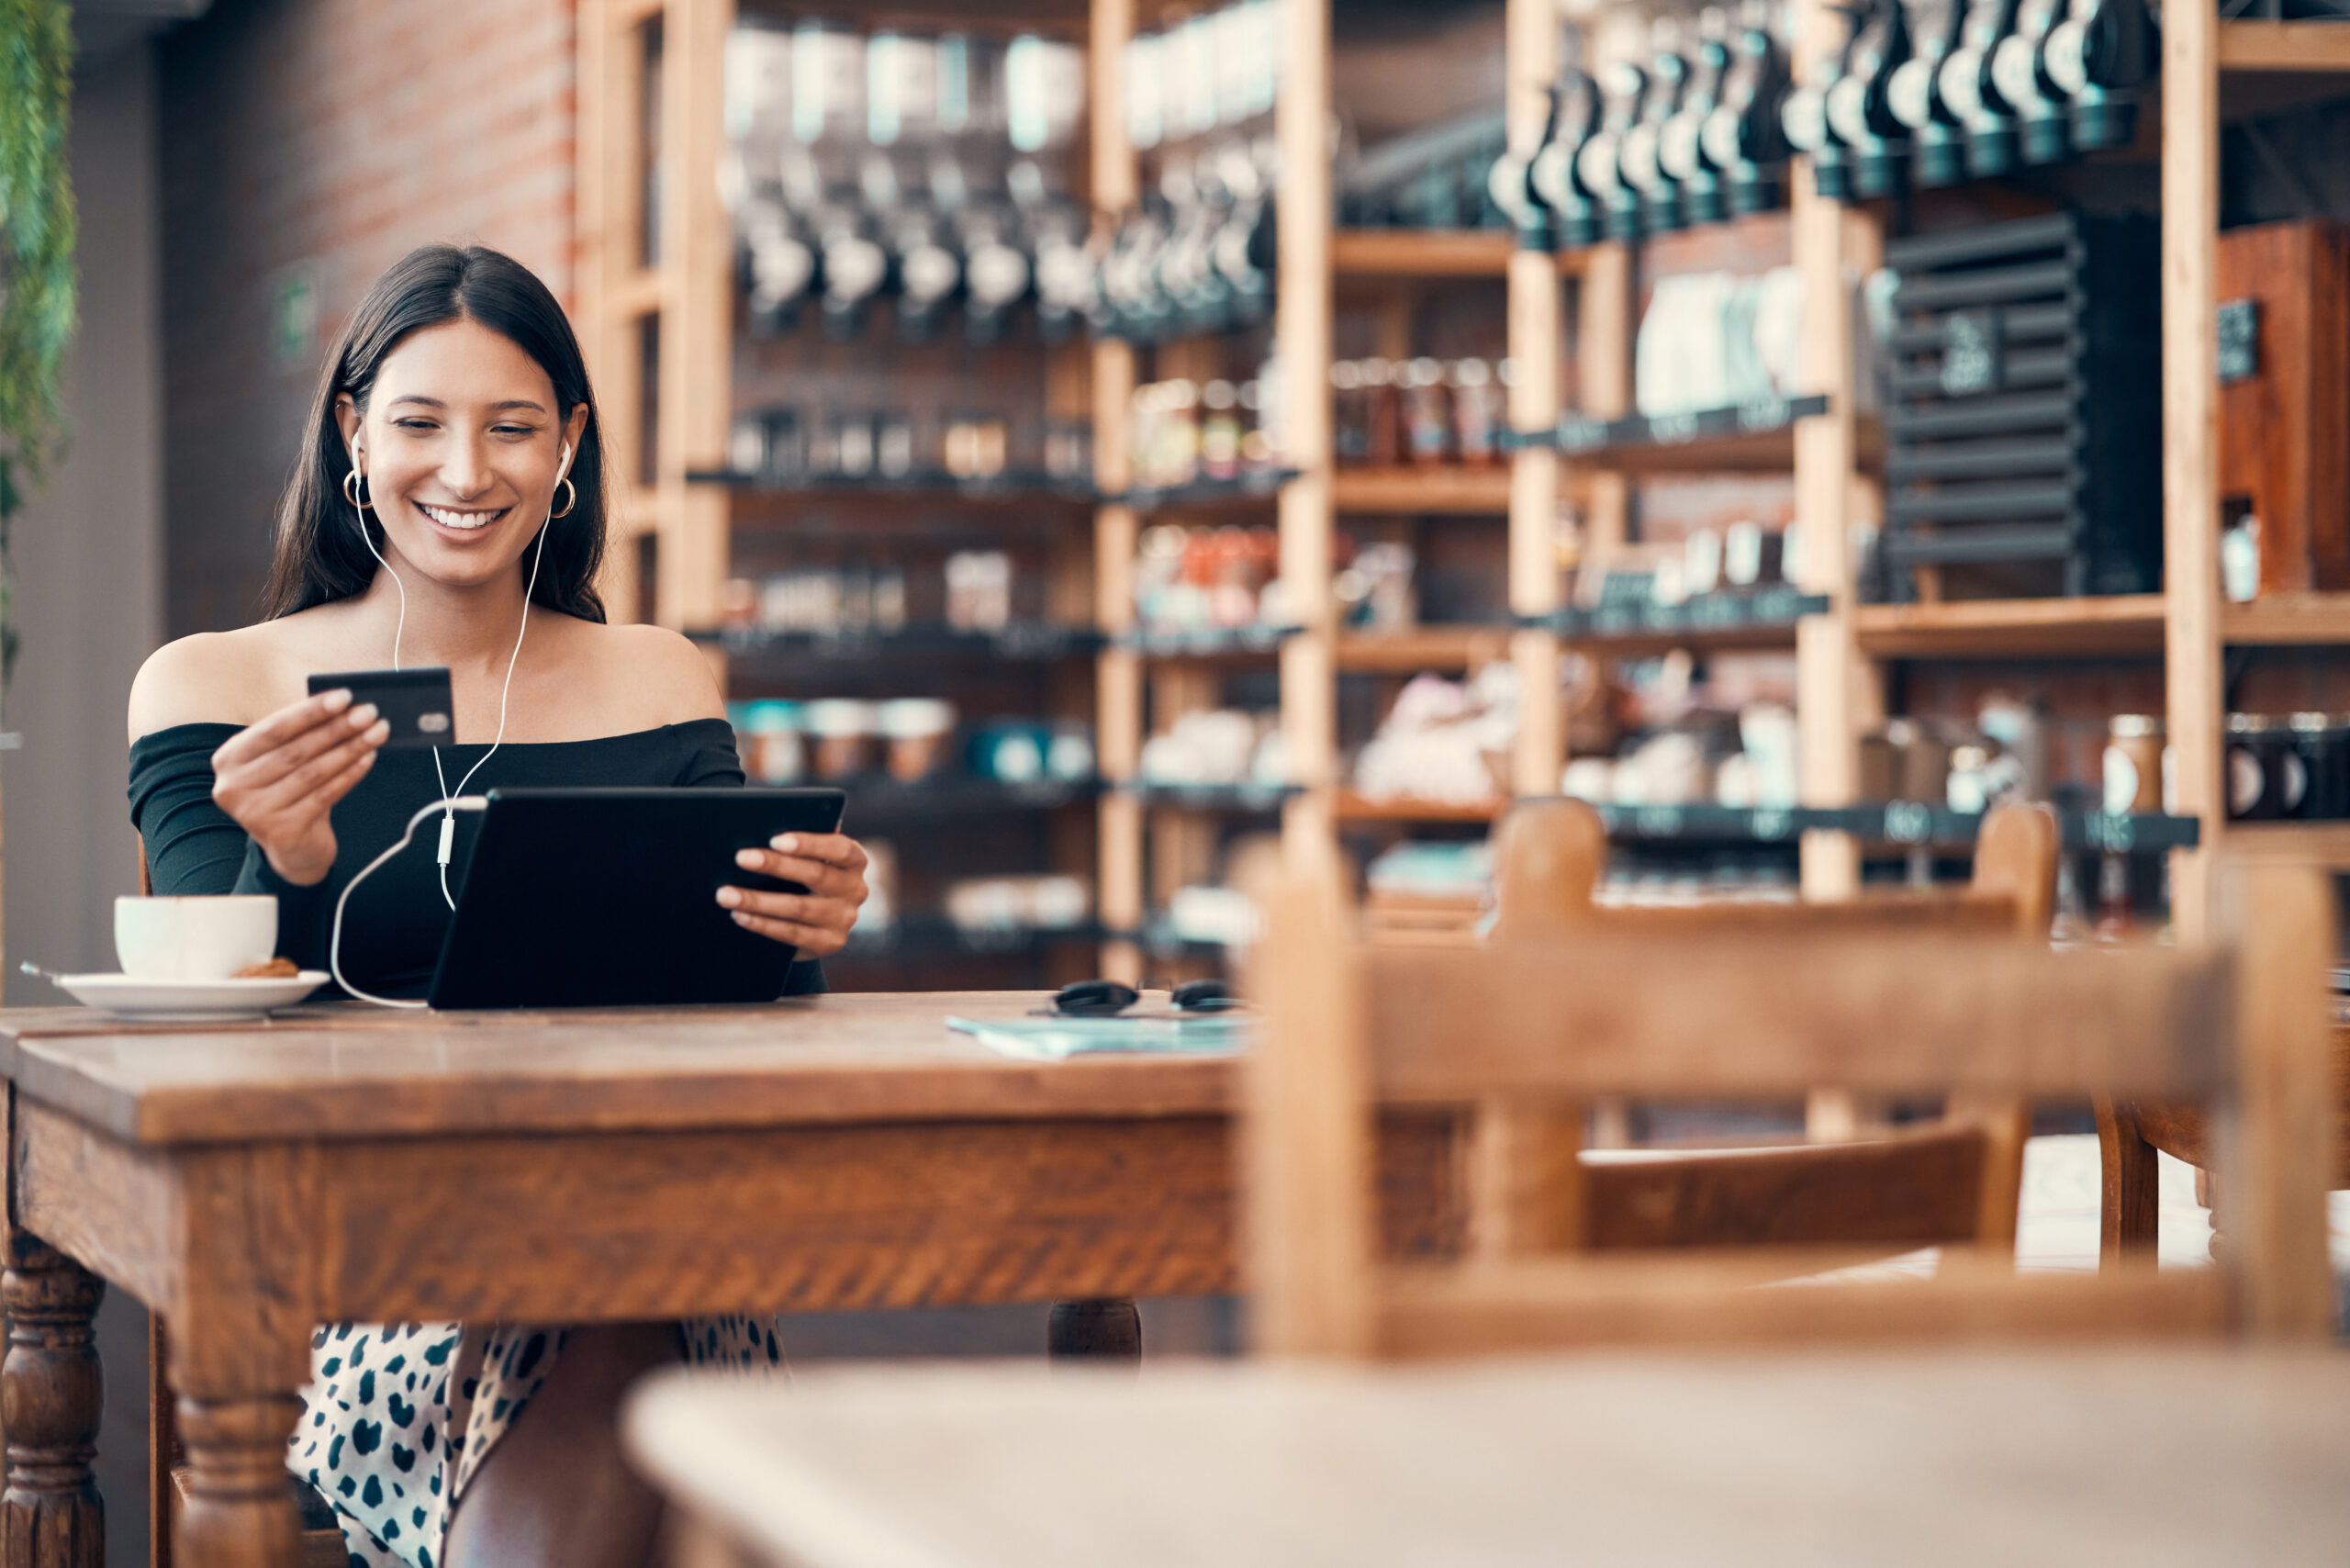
329, 442, 567, 1003
328, 798, 488, 1008
430, 511, 550, 907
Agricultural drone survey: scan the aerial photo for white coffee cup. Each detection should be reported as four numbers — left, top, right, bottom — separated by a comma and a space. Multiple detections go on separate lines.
114, 895, 278, 980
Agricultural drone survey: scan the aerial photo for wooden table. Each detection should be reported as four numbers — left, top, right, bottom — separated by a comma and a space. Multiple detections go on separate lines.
0, 993, 1454, 1568
626, 1349, 2350, 1567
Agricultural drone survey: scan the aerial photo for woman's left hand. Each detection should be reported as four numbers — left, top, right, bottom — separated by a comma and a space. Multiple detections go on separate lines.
717, 832, 871, 958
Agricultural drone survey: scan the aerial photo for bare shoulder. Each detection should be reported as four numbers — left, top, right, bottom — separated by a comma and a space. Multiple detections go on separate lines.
127, 622, 311, 741
562, 618, 725, 731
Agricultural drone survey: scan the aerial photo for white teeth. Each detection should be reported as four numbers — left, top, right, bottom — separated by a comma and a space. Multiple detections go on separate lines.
420, 503, 497, 531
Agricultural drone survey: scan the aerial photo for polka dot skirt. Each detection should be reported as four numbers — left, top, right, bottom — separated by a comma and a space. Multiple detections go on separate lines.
291, 1316, 788, 1567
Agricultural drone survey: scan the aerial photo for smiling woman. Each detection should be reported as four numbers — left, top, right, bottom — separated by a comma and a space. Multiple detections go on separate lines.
120, 244, 875, 1568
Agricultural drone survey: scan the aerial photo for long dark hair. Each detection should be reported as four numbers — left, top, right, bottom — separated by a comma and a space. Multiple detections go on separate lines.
262, 243, 610, 622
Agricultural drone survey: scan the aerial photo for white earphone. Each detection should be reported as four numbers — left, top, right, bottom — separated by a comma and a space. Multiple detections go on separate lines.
329, 436, 576, 1008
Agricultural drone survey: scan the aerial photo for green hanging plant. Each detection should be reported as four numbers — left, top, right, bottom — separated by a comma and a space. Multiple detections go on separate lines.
0, 0, 78, 713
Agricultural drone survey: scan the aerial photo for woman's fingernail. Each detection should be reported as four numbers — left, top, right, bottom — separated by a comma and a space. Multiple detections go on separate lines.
771, 834, 798, 852
350, 703, 378, 725
735, 849, 762, 869
716, 887, 741, 908
731, 911, 753, 927
323, 689, 352, 711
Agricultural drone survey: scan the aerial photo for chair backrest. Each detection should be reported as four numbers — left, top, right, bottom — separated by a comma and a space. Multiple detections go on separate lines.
1370, 801, 2059, 1258
1488, 798, 2058, 941
1246, 854, 2338, 1359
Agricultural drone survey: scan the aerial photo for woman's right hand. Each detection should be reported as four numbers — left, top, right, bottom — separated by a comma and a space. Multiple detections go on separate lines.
209, 689, 389, 886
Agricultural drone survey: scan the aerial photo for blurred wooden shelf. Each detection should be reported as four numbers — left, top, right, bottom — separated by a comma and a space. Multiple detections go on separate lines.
1332, 230, 1586, 279
1849, 593, 2350, 657
1335, 791, 1507, 823
1333, 466, 1514, 514
1852, 596, 2168, 658
2216, 823, 2350, 867
1335, 626, 1514, 673
2218, 20, 2350, 73
2221, 594, 2350, 645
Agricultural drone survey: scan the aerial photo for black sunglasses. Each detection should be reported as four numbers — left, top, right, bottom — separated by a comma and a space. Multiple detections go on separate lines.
1044, 979, 1240, 1017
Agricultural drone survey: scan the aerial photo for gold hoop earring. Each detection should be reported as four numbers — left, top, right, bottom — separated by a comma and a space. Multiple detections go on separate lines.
550, 476, 577, 519
341, 469, 372, 510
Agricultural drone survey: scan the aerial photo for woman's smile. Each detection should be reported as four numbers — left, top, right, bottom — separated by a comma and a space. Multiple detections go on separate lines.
415, 498, 509, 534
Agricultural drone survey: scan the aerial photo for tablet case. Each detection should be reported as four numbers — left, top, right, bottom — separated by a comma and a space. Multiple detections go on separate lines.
428, 786, 848, 1009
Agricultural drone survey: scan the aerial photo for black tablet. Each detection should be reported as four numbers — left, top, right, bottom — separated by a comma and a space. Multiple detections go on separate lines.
427, 786, 848, 1010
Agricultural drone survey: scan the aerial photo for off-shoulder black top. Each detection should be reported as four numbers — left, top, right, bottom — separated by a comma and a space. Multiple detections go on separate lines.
127, 717, 825, 1001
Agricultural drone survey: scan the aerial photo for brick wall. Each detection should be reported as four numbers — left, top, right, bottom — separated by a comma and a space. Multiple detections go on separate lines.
156, 0, 577, 637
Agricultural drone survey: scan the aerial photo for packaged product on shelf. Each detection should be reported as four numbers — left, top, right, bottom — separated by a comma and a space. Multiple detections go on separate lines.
1332, 360, 1370, 464
2225, 714, 2300, 821
804, 700, 878, 781
1684, 527, 1724, 598
1334, 540, 1416, 631
942, 415, 1010, 480
1401, 358, 1454, 466
729, 413, 770, 476
853, 840, 898, 940
1734, 703, 1799, 806
1364, 359, 1404, 465
944, 550, 1013, 633
720, 577, 759, 633
1047, 722, 1096, 782
1352, 665, 1519, 807
1044, 420, 1092, 483
1200, 380, 1244, 480
875, 699, 958, 783
946, 874, 1092, 934
1133, 523, 1280, 634
731, 700, 806, 785
1721, 520, 1784, 588
1167, 884, 1260, 946
968, 722, 1046, 783
875, 413, 915, 478
1365, 839, 1495, 905
873, 567, 908, 633
1633, 267, 1804, 418
1977, 692, 2050, 801
842, 412, 882, 479
722, 15, 1088, 349
1237, 379, 1275, 471
1140, 708, 1280, 788
2102, 714, 2166, 815
1451, 359, 1505, 466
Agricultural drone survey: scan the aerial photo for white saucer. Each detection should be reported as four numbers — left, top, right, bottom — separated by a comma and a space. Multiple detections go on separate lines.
56, 971, 330, 1020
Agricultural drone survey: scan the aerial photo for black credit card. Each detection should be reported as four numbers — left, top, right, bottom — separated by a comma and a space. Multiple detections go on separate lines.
307, 666, 456, 749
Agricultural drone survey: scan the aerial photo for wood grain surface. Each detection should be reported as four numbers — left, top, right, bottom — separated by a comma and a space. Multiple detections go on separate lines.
0, 994, 1236, 1145
625, 1350, 2350, 1568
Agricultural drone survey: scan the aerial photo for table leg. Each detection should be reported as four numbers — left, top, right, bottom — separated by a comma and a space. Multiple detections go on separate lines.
172, 1395, 301, 1568
1, 1233, 106, 1568
1047, 1299, 1142, 1362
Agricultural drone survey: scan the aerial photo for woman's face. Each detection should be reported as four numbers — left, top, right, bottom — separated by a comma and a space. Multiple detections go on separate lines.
334, 318, 590, 593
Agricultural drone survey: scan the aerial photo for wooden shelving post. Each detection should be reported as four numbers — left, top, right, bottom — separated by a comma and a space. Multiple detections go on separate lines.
2163, 0, 2225, 944
1091, 0, 1145, 982
1506, 0, 1564, 797
1789, 0, 1878, 905
576, 0, 665, 622
1278, 0, 1338, 871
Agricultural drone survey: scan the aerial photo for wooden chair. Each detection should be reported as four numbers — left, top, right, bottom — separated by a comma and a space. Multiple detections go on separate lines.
1362, 800, 2055, 1260
2098, 1015, 2350, 1265
1360, 798, 2056, 950
1245, 851, 2339, 1356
